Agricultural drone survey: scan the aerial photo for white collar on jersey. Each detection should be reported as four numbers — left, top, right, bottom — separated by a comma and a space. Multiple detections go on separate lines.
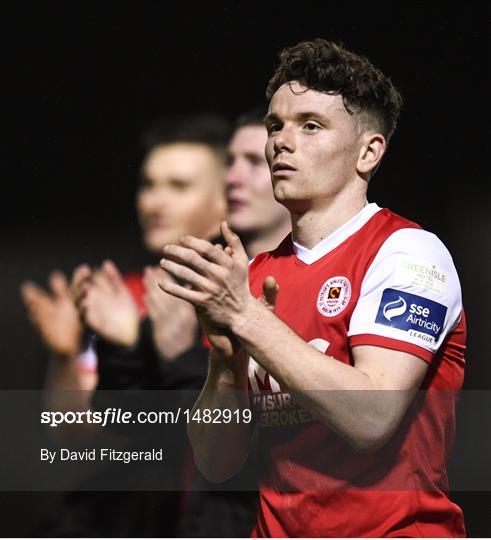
292, 202, 382, 265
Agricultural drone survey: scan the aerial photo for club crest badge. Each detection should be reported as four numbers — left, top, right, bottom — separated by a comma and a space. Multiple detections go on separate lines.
317, 276, 351, 317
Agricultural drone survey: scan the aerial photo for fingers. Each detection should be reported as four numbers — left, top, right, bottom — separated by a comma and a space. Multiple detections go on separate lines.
20, 281, 49, 309
91, 268, 114, 295
215, 243, 235, 257
20, 282, 53, 329
143, 266, 152, 289
144, 267, 166, 318
161, 244, 225, 282
157, 276, 207, 306
262, 276, 280, 310
48, 271, 69, 299
71, 264, 92, 302
72, 264, 92, 288
161, 229, 247, 286
145, 266, 170, 297
179, 236, 234, 268
160, 258, 214, 293
144, 266, 165, 287
72, 263, 110, 313
220, 221, 249, 263
101, 260, 125, 292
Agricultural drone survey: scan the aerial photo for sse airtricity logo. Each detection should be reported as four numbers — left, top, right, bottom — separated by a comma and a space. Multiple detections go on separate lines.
376, 288, 447, 345
383, 296, 407, 320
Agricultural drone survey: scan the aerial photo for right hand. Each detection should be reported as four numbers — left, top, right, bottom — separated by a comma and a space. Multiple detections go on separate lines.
21, 271, 83, 358
76, 260, 140, 348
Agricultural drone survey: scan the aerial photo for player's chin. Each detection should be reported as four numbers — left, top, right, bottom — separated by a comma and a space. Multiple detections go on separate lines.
275, 192, 310, 214
227, 211, 255, 235
144, 229, 180, 254
273, 175, 300, 192
273, 184, 298, 204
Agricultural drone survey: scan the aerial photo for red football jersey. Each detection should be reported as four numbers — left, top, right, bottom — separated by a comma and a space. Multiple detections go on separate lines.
248, 203, 466, 537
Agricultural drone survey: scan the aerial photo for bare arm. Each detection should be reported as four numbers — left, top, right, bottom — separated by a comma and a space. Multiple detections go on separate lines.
187, 347, 254, 482
20, 268, 96, 398
173, 253, 278, 482
21, 268, 97, 445
230, 298, 428, 452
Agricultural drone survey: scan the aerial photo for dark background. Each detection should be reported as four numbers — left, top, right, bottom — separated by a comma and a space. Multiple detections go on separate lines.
1, 2, 489, 536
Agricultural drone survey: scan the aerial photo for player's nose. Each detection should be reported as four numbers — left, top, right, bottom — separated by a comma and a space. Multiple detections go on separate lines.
273, 125, 295, 155
225, 161, 245, 187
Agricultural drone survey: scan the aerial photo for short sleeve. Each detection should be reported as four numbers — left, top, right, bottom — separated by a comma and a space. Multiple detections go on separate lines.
348, 228, 463, 363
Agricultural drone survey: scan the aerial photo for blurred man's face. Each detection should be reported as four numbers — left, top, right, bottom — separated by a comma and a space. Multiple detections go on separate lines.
137, 143, 226, 253
225, 125, 289, 235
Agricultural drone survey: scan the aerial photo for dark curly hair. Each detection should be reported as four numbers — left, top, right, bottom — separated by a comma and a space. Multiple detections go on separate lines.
266, 39, 403, 141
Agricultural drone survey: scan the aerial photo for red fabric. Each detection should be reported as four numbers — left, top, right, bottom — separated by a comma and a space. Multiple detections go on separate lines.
247, 208, 466, 537
123, 272, 147, 316
201, 333, 212, 350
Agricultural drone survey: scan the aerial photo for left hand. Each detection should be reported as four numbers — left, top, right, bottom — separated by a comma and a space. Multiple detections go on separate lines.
159, 221, 254, 332
21, 271, 83, 358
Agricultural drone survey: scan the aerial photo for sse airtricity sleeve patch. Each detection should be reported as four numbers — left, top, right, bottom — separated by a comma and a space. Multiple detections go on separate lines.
348, 228, 463, 362
375, 288, 447, 345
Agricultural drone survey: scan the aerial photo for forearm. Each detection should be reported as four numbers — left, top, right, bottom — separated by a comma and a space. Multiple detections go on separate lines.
44, 354, 98, 446
95, 319, 158, 390
188, 349, 254, 482
152, 313, 198, 362
45, 354, 97, 405
232, 301, 410, 452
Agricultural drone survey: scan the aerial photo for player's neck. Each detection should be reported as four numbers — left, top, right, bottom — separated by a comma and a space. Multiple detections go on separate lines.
244, 217, 292, 258
291, 189, 368, 250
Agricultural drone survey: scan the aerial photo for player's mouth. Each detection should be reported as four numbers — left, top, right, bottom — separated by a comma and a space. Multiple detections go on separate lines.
272, 162, 296, 175
227, 198, 248, 212
146, 217, 170, 230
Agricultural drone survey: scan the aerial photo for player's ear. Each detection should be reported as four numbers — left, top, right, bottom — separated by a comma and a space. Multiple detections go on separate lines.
356, 133, 386, 177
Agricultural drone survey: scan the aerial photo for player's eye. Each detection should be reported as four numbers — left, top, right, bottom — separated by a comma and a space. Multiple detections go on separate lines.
248, 155, 263, 166
266, 122, 282, 135
169, 179, 191, 191
303, 121, 321, 132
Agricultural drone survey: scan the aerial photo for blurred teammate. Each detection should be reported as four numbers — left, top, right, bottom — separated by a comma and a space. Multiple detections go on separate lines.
21, 114, 230, 537
160, 40, 466, 537
78, 109, 290, 538
21, 114, 228, 400
76, 114, 229, 373
226, 107, 291, 258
